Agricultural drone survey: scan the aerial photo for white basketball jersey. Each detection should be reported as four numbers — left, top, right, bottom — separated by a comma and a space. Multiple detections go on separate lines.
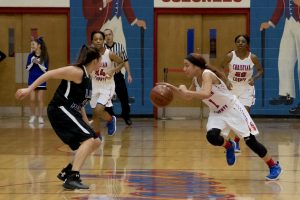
194, 70, 235, 113
92, 49, 114, 86
228, 51, 254, 85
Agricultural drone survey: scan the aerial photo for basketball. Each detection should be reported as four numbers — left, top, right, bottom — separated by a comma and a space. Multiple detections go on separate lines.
150, 85, 173, 107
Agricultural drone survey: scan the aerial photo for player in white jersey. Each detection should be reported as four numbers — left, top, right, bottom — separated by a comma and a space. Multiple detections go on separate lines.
90, 31, 124, 137
220, 34, 264, 152
158, 53, 281, 181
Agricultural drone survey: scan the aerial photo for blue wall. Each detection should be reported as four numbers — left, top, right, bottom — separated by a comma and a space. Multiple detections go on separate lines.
70, 0, 154, 116
250, 1, 298, 116
70, 0, 298, 116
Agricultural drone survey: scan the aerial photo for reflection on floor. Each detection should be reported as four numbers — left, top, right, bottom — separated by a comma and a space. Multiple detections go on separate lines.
0, 117, 298, 199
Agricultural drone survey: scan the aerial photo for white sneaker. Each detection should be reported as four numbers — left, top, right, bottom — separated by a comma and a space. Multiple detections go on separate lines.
29, 116, 36, 123
38, 117, 44, 124
29, 123, 36, 129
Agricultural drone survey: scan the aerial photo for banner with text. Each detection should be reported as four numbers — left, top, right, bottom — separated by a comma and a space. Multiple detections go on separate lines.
154, 0, 250, 8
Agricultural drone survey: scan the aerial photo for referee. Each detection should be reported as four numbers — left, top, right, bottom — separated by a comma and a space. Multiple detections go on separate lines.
104, 29, 132, 126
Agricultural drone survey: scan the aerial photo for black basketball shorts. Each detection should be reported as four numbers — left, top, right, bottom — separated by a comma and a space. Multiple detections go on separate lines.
47, 105, 98, 151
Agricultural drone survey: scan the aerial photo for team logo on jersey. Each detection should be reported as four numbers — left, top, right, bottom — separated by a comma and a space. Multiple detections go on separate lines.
94, 69, 107, 81
232, 64, 250, 71
101, 62, 108, 68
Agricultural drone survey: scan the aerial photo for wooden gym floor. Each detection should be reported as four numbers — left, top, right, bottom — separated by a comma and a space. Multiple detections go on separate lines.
0, 116, 299, 200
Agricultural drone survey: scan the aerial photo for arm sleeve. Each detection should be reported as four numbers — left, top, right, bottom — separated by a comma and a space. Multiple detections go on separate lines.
270, 0, 284, 26
45, 60, 49, 71
25, 54, 34, 71
82, 0, 104, 19
37, 60, 48, 73
122, 0, 137, 24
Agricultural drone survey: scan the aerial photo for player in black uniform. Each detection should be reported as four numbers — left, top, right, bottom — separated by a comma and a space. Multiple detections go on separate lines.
15, 45, 102, 190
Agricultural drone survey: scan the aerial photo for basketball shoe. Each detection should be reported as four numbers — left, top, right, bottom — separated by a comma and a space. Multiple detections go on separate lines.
234, 142, 241, 153
124, 118, 132, 126
289, 104, 300, 114
266, 161, 282, 181
57, 164, 73, 181
226, 140, 236, 166
29, 116, 36, 123
63, 173, 89, 190
107, 116, 117, 136
38, 116, 44, 124
269, 95, 293, 105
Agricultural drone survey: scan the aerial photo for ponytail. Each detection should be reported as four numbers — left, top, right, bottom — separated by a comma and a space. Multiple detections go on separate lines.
34, 37, 49, 64
186, 53, 231, 90
74, 45, 100, 67
205, 64, 231, 90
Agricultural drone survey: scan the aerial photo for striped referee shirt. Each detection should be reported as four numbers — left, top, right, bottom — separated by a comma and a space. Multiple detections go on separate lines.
104, 42, 129, 62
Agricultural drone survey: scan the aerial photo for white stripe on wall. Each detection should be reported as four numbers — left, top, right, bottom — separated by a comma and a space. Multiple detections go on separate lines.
59, 106, 90, 134
154, 0, 250, 8
0, 0, 70, 7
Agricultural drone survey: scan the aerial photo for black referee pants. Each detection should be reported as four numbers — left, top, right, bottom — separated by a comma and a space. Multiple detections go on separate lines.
114, 72, 131, 119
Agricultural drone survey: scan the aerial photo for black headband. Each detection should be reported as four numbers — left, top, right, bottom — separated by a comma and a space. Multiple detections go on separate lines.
185, 54, 205, 68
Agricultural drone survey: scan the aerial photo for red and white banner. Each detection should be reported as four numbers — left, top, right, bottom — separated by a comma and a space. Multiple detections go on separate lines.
154, 0, 250, 8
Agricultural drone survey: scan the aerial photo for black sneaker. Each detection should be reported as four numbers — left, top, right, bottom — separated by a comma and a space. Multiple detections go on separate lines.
124, 118, 132, 126
63, 173, 89, 190
289, 104, 300, 114
269, 95, 294, 105
57, 170, 69, 182
57, 164, 72, 181
58, 169, 82, 182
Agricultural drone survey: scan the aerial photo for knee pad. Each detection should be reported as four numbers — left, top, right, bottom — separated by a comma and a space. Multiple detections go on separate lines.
206, 128, 224, 146
244, 134, 267, 158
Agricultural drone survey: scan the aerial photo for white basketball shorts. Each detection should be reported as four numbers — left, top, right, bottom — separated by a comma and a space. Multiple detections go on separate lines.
206, 99, 259, 138
90, 80, 115, 108
231, 84, 255, 107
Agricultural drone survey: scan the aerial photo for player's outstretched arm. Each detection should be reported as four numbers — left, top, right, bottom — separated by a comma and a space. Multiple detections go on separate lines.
158, 72, 213, 100
156, 82, 193, 100
15, 66, 82, 100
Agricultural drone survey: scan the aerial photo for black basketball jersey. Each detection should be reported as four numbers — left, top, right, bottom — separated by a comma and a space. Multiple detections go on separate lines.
49, 66, 92, 115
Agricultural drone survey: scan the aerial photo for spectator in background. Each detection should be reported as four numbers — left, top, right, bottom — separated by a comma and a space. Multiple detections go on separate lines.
26, 37, 49, 124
